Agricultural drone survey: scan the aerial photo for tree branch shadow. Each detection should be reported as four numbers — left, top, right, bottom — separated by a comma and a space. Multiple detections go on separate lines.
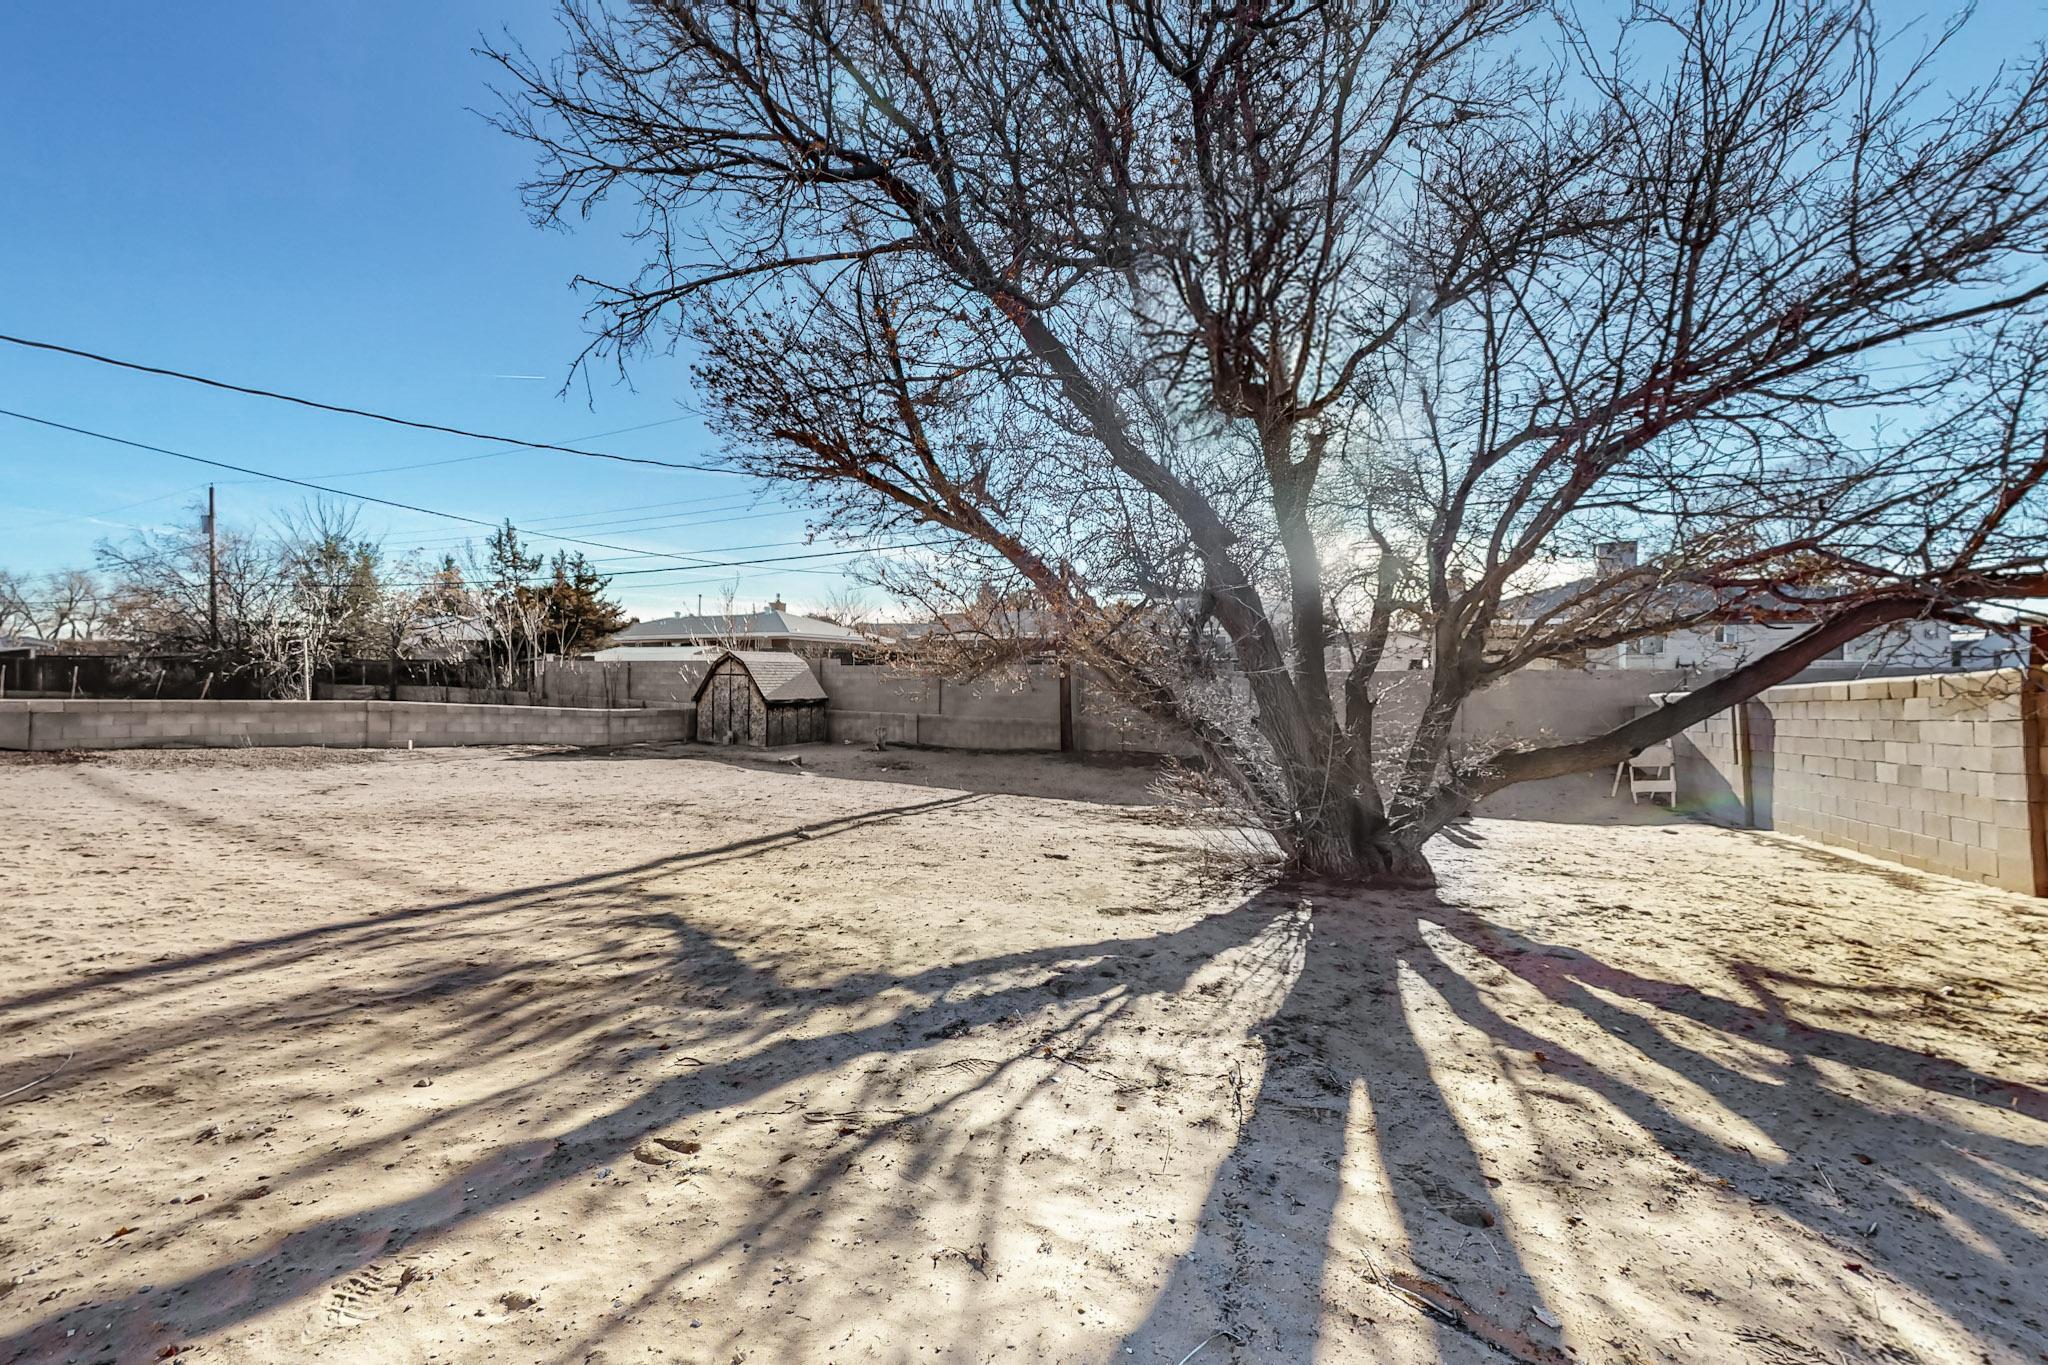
6, 812, 2045, 1363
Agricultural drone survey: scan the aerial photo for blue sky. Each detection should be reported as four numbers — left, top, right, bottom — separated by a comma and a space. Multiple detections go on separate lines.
0, 4, 2033, 622
0, 2, 824, 620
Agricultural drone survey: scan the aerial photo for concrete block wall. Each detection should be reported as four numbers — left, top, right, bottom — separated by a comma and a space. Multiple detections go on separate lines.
316, 683, 385, 701
814, 657, 1705, 759
1764, 673, 2033, 891
0, 699, 692, 752
538, 654, 1847, 761
318, 682, 598, 707
818, 661, 1058, 752
1677, 670, 2042, 894
8, 699, 371, 751
394, 685, 540, 707
539, 660, 706, 709
814, 660, 1197, 755
1455, 668, 1709, 746
824, 708, 1048, 750
1071, 665, 1199, 755
1670, 702, 1750, 826
818, 658, 1057, 749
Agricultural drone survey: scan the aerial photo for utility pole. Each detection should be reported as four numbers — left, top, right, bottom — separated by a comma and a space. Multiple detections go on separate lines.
205, 485, 219, 647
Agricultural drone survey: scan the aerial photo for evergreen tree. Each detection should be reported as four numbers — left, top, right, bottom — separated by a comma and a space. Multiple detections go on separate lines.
530, 551, 631, 656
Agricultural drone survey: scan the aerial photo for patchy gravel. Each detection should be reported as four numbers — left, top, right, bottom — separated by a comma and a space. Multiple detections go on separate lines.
0, 744, 2043, 1363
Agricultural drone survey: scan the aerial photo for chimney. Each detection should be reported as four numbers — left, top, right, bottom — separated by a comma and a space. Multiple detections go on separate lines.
1593, 540, 1638, 577
768, 595, 787, 613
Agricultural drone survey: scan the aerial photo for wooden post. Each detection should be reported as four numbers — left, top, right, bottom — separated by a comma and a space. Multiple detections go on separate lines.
1058, 658, 1074, 753
206, 484, 219, 648
1734, 700, 1755, 828
2021, 624, 2048, 898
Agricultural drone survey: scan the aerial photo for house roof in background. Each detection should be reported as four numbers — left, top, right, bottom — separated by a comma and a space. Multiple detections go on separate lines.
589, 644, 724, 663
1499, 576, 1960, 635
615, 609, 866, 646
406, 613, 491, 643
706, 649, 829, 703
872, 606, 1058, 643
1499, 576, 1724, 624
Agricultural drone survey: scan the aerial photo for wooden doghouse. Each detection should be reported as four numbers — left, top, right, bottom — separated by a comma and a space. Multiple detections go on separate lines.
693, 649, 829, 747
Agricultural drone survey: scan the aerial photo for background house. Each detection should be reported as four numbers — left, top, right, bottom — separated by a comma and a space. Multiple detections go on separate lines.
606, 597, 867, 660
1497, 542, 1954, 672
1326, 630, 1431, 674
404, 613, 493, 663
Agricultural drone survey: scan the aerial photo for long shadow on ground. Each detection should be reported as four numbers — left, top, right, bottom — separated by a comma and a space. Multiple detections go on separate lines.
3, 797, 2044, 1362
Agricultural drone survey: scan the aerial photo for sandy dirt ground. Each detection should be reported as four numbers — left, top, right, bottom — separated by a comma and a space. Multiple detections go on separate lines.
0, 742, 2044, 1365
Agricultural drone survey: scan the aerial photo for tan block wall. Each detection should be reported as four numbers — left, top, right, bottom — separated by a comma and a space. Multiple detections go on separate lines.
539, 660, 705, 709
1671, 702, 1749, 825
1681, 670, 2038, 893
0, 700, 692, 753
814, 660, 1196, 755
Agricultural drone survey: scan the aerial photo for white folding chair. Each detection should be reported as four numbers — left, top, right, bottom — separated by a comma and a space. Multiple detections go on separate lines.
1611, 742, 1676, 804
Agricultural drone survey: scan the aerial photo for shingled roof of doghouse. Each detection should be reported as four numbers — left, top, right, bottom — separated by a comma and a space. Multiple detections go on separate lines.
699, 650, 829, 703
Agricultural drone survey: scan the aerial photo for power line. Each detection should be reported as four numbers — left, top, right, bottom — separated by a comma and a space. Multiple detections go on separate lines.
520, 489, 783, 526
0, 407, 943, 579
0, 534, 933, 607
0, 418, 721, 539
297, 414, 700, 480
403, 493, 777, 545
395, 541, 917, 585
0, 332, 731, 474
529, 496, 772, 533
402, 506, 794, 554
1, 407, 510, 530
0, 482, 212, 537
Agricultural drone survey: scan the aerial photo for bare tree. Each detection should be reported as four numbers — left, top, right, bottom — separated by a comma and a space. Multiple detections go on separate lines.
97, 505, 283, 668
274, 499, 387, 670
0, 568, 110, 641
492, 0, 2048, 882
95, 499, 393, 697
810, 582, 875, 632
0, 569, 30, 639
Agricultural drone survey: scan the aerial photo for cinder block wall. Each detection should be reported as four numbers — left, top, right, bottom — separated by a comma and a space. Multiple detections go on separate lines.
814, 660, 1197, 754
818, 661, 1065, 751
1765, 674, 2033, 890
538, 660, 706, 709
1679, 671, 2040, 893
1670, 702, 1750, 825
0, 699, 692, 752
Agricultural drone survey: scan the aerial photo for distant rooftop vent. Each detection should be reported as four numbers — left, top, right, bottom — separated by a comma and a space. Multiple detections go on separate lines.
1593, 540, 1639, 576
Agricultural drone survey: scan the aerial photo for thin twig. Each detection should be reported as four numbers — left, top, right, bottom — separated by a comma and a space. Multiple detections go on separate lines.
1, 1048, 75, 1103
1173, 1328, 1246, 1365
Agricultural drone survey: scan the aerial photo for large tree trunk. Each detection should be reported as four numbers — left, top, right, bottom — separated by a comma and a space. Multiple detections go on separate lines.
1284, 791, 1438, 887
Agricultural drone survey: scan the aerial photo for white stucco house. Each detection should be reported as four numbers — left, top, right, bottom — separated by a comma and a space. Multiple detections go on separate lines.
1599, 617, 1954, 670
1498, 542, 1955, 672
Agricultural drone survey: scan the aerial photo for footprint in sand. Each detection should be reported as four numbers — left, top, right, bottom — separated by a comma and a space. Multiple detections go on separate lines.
312, 1260, 425, 1332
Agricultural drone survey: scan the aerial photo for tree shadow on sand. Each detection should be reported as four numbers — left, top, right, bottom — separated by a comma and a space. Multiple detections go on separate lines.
1121, 888, 2048, 1362
2, 800, 2044, 1363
